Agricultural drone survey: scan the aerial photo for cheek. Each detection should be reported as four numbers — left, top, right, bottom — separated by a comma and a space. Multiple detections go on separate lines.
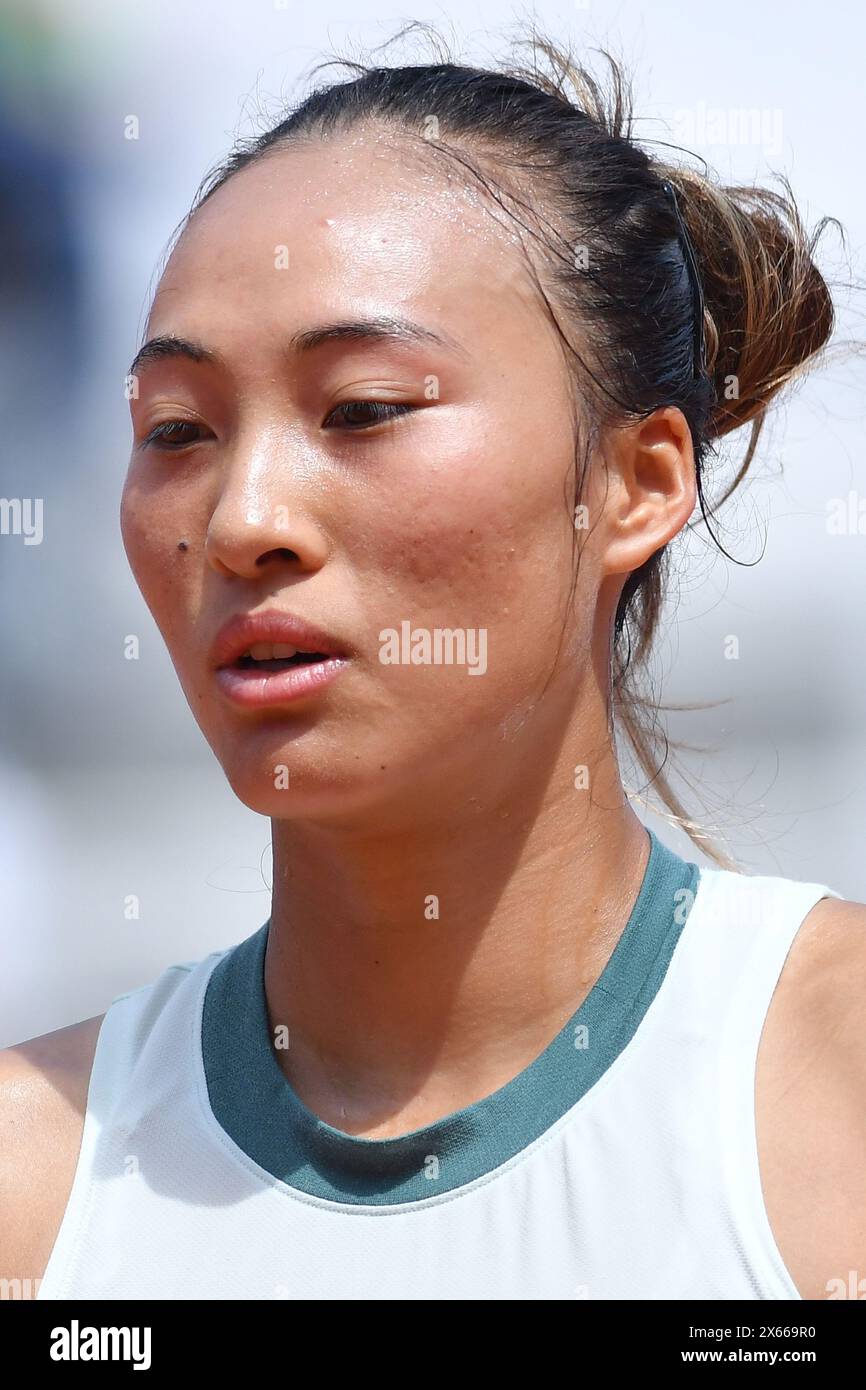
353, 437, 577, 624
119, 476, 202, 651
343, 440, 581, 708
121, 469, 171, 578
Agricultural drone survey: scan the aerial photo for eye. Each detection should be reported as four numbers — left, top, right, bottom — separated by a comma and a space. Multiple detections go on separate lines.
141, 420, 206, 451
324, 401, 414, 430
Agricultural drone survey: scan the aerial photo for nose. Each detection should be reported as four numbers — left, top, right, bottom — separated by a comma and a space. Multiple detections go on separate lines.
204, 437, 330, 581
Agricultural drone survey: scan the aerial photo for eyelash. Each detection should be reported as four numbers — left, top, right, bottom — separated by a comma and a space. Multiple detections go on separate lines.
142, 421, 203, 450
325, 401, 413, 430
141, 401, 413, 451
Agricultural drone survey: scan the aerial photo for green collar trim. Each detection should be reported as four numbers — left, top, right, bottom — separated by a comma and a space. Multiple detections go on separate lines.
201, 828, 700, 1205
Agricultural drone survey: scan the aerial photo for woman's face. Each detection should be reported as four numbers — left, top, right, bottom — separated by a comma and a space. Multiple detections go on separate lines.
121, 127, 610, 824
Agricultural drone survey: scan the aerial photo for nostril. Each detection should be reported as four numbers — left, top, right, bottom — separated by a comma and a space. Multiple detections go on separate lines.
256, 548, 301, 566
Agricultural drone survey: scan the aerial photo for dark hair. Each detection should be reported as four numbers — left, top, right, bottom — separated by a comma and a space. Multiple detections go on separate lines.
175, 25, 837, 866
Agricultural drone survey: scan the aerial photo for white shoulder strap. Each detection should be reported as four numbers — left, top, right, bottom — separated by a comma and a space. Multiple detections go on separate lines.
36, 953, 221, 1299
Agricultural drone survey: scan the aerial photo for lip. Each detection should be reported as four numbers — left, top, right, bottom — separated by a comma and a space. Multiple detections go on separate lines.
211, 608, 350, 709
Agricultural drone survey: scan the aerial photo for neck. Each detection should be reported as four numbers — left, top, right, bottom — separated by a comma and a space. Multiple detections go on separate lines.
264, 704, 650, 1138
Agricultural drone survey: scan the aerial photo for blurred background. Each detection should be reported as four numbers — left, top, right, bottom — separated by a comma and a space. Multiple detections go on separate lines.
1, 0, 863, 1046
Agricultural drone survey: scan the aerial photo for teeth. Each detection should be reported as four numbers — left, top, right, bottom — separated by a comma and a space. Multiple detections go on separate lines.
246, 642, 299, 660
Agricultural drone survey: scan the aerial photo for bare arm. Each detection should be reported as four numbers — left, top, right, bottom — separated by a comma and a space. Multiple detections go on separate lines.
757, 896, 866, 1300
0, 1014, 104, 1296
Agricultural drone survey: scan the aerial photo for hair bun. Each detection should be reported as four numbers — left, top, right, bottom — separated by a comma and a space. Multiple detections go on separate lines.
663, 171, 835, 445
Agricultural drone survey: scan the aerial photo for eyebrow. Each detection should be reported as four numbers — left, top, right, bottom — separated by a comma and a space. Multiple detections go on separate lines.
127, 315, 467, 378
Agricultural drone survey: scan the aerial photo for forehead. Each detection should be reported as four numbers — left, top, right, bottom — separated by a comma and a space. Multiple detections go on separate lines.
147, 127, 547, 352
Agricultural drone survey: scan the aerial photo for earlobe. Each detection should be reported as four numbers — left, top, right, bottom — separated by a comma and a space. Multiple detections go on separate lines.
599, 407, 697, 578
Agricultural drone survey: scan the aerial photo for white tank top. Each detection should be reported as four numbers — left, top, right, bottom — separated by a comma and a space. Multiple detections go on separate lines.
36, 829, 840, 1300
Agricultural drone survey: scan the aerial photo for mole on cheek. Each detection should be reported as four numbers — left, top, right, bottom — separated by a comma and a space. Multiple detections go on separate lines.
177, 540, 189, 552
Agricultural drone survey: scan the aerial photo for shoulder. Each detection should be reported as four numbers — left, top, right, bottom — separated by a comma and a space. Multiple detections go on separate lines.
0, 1014, 105, 1295
757, 892, 866, 1300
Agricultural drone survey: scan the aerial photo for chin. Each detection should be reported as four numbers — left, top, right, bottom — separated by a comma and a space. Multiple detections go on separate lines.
217, 747, 402, 825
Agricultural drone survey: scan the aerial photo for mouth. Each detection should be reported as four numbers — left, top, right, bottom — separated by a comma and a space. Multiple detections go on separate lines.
211, 614, 350, 709
233, 643, 335, 673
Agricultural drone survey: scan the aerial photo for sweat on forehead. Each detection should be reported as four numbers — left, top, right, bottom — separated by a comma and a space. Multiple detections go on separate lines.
148, 127, 546, 322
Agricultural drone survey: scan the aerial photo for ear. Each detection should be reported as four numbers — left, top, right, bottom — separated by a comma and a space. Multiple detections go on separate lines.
595, 406, 698, 578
